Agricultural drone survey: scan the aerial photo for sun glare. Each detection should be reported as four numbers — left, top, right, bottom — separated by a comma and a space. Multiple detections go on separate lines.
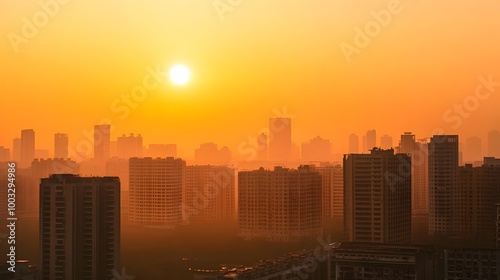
169, 64, 190, 85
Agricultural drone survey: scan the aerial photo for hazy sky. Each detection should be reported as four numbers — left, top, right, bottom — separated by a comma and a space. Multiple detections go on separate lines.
1, 0, 499, 158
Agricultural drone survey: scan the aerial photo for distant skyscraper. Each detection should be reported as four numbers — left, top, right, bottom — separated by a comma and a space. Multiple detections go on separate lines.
39, 174, 120, 280
349, 133, 359, 154
256, 133, 268, 161
301, 136, 332, 162
129, 157, 185, 226
488, 130, 500, 157
464, 136, 482, 163
428, 135, 459, 236
35, 149, 49, 159
268, 118, 292, 161
94, 124, 111, 162
185, 165, 235, 223
194, 143, 232, 163
238, 166, 322, 242
20, 129, 35, 168
12, 138, 21, 163
54, 133, 69, 159
0, 146, 10, 162
366, 129, 376, 151
380, 134, 393, 149
147, 144, 177, 158
344, 148, 412, 244
117, 133, 143, 159
399, 133, 429, 215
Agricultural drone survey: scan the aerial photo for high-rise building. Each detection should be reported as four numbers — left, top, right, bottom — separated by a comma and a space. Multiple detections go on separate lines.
488, 130, 500, 157
54, 133, 69, 159
366, 129, 377, 151
117, 133, 143, 159
380, 134, 393, 149
464, 136, 482, 163
20, 129, 35, 168
348, 133, 359, 154
105, 158, 130, 222
454, 162, 500, 241
444, 249, 500, 280
12, 138, 21, 163
238, 166, 322, 242
147, 144, 177, 158
399, 133, 429, 215
39, 174, 120, 280
31, 158, 80, 216
496, 203, 500, 248
344, 148, 412, 244
94, 124, 111, 162
256, 133, 268, 161
428, 135, 459, 236
35, 149, 50, 159
313, 165, 343, 232
301, 136, 332, 162
129, 157, 186, 227
185, 165, 236, 223
268, 118, 292, 161
0, 146, 10, 162
194, 143, 231, 163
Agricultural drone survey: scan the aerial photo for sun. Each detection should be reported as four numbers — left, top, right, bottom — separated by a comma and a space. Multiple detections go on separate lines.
169, 64, 190, 85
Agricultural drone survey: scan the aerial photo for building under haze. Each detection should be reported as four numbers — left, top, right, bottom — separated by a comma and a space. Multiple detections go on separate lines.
129, 157, 186, 227
268, 118, 292, 161
256, 132, 268, 161
312, 164, 343, 232
348, 133, 359, 154
12, 138, 21, 163
301, 136, 332, 162
20, 129, 35, 168
428, 135, 459, 236
238, 166, 322, 242
0, 146, 10, 162
344, 148, 412, 244
464, 136, 483, 163
117, 133, 143, 159
454, 161, 500, 242
94, 124, 111, 162
54, 133, 69, 159
147, 144, 177, 158
39, 174, 120, 280
194, 143, 232, 163
185, 165, 236, 223
365, 129, 377, 152
380, 134, 393, 149
488, 130, 500, 157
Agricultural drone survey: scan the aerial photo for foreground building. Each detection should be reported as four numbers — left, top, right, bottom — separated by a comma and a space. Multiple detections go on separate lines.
39, 174, 120, 280
238, 166, 322, 242
444, 249, 500, 280
344, 148, 412, 244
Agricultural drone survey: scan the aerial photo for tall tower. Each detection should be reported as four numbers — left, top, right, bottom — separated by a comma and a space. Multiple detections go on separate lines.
94, 124, 111, 162
54, 133, 69, 159
129, 157, 186, 227
344, 148, 412, 244
20, 129, 35, 168
238, 166, 322, 242
268, 118, 292, 161
366, 129, 377, 151
39, 174, 120, 280
428, 135, 459, 236
349, 133, 359, 154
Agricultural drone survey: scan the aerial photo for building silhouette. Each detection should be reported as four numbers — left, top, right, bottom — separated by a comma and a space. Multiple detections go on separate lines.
117, 133, 142, 159
256, 132, 268, 161
344, 148, 412, 244
20, 129, 35, 168
184, 165, 236, 223
0, 146, 10, 162
12, 137, 21, 163
464, 136, 483, 163
238, 166, 322, 242
366, 129, 377, 152
39, 174, 120, 280
380, 134, 393, 149
54, 133, 69, 159
488, 130, 500, 157
194, 143, 231, 163
444, 249, 500, 279
454, 161, 500, 241
348, 133, 359, 154
312, 164, 343, 232
268, 118, 292, 161
301, 136, 332, 162
94, 124, 111, 162
129, 157, 185, 227
497, 203, 500, 248
428, 135, 459, 236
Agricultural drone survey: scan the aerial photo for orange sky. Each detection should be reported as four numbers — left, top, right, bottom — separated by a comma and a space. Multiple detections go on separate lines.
1, 0, 499, 159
